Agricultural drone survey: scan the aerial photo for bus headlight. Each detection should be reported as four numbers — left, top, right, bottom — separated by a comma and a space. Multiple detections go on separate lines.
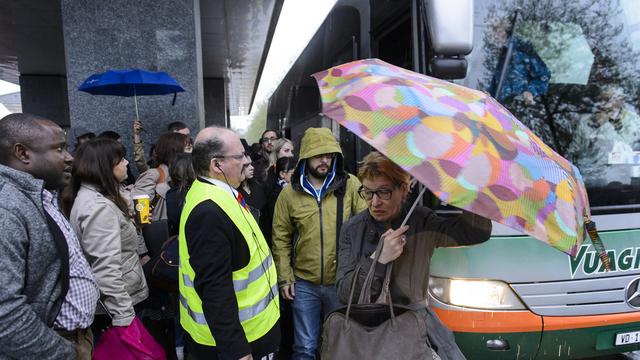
429, 276, 526, 310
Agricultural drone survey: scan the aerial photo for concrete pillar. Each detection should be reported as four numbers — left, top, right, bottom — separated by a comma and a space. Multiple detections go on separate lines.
203, 78, 227, 127
61, 0, 204, 152
19, 75, 70, 128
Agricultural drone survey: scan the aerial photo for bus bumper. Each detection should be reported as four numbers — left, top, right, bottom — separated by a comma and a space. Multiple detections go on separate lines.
433, 307, 640, 359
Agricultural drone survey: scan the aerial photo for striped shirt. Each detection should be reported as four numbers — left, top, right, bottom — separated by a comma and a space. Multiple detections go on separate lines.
42, 190, 99, 331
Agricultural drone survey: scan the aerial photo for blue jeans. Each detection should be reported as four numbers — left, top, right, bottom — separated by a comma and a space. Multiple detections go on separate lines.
291, 278, 341, 360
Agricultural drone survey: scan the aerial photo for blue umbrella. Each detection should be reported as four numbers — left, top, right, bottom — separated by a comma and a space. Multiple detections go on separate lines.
79, 69, 185, 120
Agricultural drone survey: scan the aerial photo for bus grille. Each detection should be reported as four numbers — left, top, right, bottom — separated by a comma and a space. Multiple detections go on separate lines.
511, 274, 640, 316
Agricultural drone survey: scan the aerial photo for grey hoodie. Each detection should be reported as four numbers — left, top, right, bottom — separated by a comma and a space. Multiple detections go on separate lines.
0, 164, 74, 359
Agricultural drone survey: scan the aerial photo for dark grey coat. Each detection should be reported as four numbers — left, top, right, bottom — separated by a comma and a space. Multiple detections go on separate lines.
0, 164, 75, 359
336, 207, 492, 360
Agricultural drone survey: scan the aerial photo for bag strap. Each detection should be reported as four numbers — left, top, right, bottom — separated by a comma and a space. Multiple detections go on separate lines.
358, 234, 385, 304
359, 235, 397, 322
97, 298, 114, 328
335, 190, 344, 243
149, 167, 166, 211
344, 261, 374, 327
156, 166, 166, 184
345, 257, 397, 327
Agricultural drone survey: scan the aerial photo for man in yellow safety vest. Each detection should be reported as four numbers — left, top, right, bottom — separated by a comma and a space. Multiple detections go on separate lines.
179, 126, 280, 360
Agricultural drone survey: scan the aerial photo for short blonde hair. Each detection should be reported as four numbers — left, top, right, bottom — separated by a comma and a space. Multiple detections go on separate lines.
357, 152, 410, 188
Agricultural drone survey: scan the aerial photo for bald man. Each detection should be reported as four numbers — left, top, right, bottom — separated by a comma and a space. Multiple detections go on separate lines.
178, 127, 280, 360
0, 113, 78, 359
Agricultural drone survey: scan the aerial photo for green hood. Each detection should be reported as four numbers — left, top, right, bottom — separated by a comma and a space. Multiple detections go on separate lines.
292, 127, 346, 194
298, 127, 342, 160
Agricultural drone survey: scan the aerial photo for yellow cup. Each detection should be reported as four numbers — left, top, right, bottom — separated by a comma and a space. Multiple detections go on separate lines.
133, 195, 151, 225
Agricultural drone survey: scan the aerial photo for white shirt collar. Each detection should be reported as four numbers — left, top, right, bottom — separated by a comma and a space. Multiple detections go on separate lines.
201, 176, 238, 198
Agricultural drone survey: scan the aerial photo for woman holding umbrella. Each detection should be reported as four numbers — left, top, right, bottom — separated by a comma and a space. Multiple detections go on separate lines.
335, 152, 492, 360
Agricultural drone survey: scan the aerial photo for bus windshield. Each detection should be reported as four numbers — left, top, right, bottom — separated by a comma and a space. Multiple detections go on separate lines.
466, 1, 640, 211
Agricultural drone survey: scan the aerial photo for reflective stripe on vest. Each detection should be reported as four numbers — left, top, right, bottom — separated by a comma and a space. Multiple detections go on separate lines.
179, 283, 279, 323
178, 179, 279, 346
181, 254, 274, 293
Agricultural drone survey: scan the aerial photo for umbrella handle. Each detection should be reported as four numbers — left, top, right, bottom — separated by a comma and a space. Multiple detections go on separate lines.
584, 218, 611, 272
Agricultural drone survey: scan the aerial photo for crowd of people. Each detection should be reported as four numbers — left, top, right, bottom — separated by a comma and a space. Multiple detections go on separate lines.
0, 112, 491, 360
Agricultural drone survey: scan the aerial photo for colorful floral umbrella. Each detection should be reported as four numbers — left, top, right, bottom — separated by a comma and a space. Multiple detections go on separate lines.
313, 58, 608, 266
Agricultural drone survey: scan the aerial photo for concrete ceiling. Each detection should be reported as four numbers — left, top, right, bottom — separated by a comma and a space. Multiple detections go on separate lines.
0, 0, 281, 116
0, 0, 66, 84
200, 0, 281, 116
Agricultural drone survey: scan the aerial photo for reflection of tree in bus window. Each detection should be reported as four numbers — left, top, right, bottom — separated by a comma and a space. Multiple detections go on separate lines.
566, 85, 640, 187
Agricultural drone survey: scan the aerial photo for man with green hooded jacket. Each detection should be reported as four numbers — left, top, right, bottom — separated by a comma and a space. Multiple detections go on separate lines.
272, 127, 367, 359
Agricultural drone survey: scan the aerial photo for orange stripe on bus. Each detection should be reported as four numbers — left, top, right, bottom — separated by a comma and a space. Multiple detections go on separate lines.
434, 308, 640, 333
543, 312, 640, 331
433, 308, 542, 333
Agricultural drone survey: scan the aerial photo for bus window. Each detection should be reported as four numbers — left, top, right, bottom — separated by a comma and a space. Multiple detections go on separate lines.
471, 5, 640, 212
372, 13, 413, 70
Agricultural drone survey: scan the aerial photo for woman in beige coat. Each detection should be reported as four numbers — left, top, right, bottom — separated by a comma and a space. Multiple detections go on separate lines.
63, 138, 148, 328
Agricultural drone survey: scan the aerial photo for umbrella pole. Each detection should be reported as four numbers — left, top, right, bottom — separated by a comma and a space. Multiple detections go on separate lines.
133, 86, 139, 121
400, 186, 427, 228
493, 10, 520, 99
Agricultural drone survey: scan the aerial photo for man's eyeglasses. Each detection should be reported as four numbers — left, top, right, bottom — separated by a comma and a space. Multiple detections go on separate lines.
262, 137, 278, 143
214, 152, 250, 160
358, 186, 393, 201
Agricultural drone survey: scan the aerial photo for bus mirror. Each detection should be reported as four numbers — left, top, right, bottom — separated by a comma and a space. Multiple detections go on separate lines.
430, 57, 468, 79
423, 0, 474, 56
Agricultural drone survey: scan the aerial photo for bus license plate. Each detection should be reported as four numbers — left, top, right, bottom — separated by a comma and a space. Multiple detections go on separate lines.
615, 331, 640, 346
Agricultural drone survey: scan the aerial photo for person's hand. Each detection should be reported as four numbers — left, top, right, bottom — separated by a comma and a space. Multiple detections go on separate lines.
409, 177, 418, 190
374, 225, 409, 264
239, 355, 253, 360
280, 283, 295, 300
134, 120, 143, 143
522, 91, 535, 105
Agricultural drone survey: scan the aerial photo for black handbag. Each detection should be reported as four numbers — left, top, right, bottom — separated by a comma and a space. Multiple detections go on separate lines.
321, 235, 437, 360
143, 236, 178, 293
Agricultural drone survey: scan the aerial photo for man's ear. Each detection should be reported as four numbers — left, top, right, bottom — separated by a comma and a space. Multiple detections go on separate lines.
210, 158, 221, 175
13, 143, 30, 164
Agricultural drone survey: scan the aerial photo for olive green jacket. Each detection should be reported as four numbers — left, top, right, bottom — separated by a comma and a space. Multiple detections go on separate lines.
271, 128, 367, 286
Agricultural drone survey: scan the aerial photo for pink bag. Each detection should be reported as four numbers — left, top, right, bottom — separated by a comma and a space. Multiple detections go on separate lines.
93, 316, 166, 360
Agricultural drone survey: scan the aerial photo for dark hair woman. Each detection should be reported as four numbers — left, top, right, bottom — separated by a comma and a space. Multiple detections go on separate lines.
62, 138, 149, 329
238, 162, 267, 222
166, 153, 196, 236
275, 156, 296, 187
133, 132, 190, 222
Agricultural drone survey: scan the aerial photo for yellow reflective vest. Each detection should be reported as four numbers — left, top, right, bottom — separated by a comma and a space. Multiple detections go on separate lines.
179, 179, 279, 346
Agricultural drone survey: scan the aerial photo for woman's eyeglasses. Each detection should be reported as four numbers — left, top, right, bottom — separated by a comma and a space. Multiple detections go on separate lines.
358, 186, 393, 201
